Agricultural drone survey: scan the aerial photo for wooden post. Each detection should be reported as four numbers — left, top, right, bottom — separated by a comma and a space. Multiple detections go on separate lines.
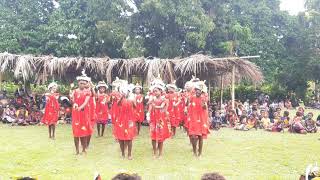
0, 72, 2, 91
208, 79, 211, 101
220, 75, 223, 110
231, 65, 235, 110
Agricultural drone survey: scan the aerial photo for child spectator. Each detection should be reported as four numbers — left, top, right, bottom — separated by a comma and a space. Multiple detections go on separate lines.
2, 105, 16, 123
13, 106, 29, 126
246, 113, 258, 130
290, 112, 307, 134
258, 109, 265, 120
226, 109, 238, 127
305, 112, 317, 133
27, 105, 43, 125
281, 111, 290, 128
211, 111, 222, 130
260, 111, 272, 130
234, 114, 248, 131
270, 112, 284, 132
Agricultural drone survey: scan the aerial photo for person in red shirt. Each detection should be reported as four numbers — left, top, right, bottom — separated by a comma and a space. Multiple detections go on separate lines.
41, 82, 60, 139
166, 83, 180, 136
188, 85, 209, 157
95, 81, 110, 137
114, 84, 136, 160
86, 81, 96, 149
110, 77, 126, 140
133, 84, 144, 135
70, 72, 92, 155
149, 84, 171, 158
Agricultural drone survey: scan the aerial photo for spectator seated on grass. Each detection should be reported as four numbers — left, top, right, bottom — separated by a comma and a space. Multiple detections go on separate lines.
246, 113, 258, 130
268, 112, 284, 132
304, 112, 317, 133
2, 105, 16, 123
112, 173, 141, 180
211, 111, 222, 130
226, 109, 238, 127
201, 172, 226, 180
234, 114, 248, 131
27, 105, 43, 125
258, 109, 265, 121
290, 111, 307, 134
12, 106, 29, 126
281, 111, 290, 128
260, 111, 272, 130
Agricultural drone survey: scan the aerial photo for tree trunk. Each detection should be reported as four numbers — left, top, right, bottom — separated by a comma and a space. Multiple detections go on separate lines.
220, 75, 224, 110
231, 65, 235, 110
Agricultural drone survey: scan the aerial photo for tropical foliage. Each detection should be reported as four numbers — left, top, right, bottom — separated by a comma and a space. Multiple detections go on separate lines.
0, 0, 319, 99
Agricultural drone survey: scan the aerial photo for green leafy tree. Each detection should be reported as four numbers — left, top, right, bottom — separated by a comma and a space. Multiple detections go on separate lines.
130, 0, 214, 58
0, 0, 54, 54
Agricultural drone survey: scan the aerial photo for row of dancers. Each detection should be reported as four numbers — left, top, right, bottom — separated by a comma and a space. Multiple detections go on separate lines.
41, 72, 210, 159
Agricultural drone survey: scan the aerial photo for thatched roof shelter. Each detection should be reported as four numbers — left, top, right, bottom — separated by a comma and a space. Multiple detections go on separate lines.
174, 54, 263, 86
0, 52, 263, 88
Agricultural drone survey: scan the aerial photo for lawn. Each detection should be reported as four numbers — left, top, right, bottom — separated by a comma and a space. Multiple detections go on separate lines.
1, 109, 320, 180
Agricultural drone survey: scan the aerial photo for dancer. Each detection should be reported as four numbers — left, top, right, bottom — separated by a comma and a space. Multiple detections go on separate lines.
114, 83, 136, 160
166, 83, 180, 136
70, 72, 92, 155
110, 77, 124, 140
133, 83, 144, 135
95, 81, 110, 137
188, 83, 209, 157
183, 80, 194, 133
41, 82, 60, 139
86, 81, 96, 148
149, 80, 171, 158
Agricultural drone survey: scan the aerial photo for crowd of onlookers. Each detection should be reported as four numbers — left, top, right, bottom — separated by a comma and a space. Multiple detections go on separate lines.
1, 87, 320, 136
0, 87, 71, 126
209, 98, 320, 134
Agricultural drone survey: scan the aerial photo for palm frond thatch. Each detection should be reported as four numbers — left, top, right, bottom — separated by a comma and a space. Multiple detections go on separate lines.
174, 54, 263, 86
142, 58, 176, 85
0, 52, 263, 86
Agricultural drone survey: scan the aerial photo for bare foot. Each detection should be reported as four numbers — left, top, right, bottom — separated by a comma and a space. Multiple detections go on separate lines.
128, 156, 133, 160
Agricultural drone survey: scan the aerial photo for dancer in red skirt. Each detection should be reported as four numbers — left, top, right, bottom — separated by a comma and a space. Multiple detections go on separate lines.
110, 77, 124, 140
42, 82, 60, 139
149, 84, 171, 158
115, 84, 136, 160
166, 83, 180, 136
95, 81, 110, 137
183, 81, 194, 132
70, 72, 92, 155
133, 83, 144, 135
86, 81, 96, 148
188, 84, 209, 157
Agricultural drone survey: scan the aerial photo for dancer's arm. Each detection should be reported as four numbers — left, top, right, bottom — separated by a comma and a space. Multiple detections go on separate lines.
78, 96, 90, 111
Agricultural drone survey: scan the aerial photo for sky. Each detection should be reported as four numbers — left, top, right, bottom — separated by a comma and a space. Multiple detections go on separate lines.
280, 0, 305, 15
52, 0, 305, 16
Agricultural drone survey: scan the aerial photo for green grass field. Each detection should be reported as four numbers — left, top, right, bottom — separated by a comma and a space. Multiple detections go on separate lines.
1, 109, 320, 180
